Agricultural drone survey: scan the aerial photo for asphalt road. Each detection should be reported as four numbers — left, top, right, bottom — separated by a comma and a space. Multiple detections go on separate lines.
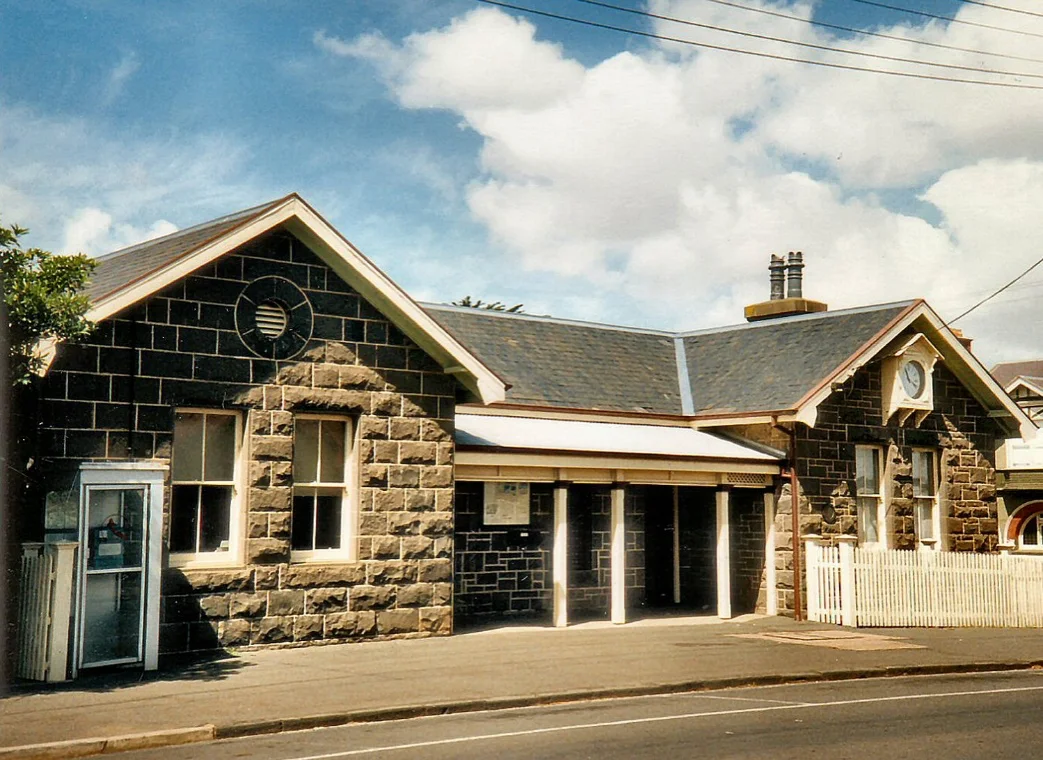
119, 670, 1043, 760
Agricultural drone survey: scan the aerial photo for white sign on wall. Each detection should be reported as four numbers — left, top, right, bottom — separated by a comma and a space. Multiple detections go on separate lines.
483, 482, 531, 526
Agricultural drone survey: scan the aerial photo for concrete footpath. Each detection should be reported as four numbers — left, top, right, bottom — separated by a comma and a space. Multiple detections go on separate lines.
3, 614, 1043, 758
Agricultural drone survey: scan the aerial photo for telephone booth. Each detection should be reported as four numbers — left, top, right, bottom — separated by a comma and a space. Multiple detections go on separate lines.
74, 462, 165, 677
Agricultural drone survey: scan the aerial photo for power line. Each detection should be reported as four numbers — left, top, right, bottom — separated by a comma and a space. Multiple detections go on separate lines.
568, 0, 1043, 81
946, 252, 1043, 325
693, 0, 1043, 65
950, 0, 1043, 19
846, 0, 1043, 40
475, 0, 1043, 90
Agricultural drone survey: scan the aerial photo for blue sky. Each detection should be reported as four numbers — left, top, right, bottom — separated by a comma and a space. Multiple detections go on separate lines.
3, 0, 1042, 365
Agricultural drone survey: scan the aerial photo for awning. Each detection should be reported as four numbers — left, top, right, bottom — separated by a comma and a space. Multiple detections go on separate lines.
455, 414, 780, 462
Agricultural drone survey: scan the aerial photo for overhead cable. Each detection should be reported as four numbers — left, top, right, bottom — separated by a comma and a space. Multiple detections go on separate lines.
672, 0, 1043, 64
474, 0, 1043, 90
569, 0, 1043, 81
946, 252, 1043, 326
846, 0, 1043, 40
949, 0, 1043, 19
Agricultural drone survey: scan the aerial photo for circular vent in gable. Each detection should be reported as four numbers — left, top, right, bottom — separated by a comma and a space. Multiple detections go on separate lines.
255, 300, 289, 338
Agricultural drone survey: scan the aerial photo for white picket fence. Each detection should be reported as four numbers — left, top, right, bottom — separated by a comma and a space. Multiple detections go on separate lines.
16, 542, 77, 682
805, 536, 1043, 628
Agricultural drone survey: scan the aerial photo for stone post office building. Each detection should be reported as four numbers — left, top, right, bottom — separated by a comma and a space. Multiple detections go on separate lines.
19, 195, 1036, 671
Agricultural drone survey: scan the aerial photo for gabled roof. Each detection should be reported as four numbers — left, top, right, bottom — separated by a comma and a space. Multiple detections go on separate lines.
426, 300, 1036, 438
425, 305, 682, 415
1004, 376, 1043, 398
73, 194, 506, 404
681, 303, 913, 415
992, 360, 1043, 389
85, 200, 283, 303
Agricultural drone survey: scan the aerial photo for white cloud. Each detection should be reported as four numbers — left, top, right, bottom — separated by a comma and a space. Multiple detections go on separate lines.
0, 101, 261, 256
63, 207, 178, 256
333, 3, 1043, 363
102, 52, 141, 106
63, 207, 112, 254
317, 9, 585, 112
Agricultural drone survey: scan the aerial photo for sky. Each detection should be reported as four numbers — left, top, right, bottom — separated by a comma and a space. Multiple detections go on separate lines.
2, 0, 1043, 367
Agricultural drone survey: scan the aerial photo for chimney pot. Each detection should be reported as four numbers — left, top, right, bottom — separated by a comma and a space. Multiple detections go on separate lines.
769, 254, 786, 301
743, 250, 826, 322
786, 251, 804, 299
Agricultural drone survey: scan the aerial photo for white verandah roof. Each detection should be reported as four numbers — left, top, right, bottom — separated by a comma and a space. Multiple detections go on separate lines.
455, 414, 779, 463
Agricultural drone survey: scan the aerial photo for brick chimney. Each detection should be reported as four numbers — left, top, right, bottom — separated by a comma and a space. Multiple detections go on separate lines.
744, 251, 828, 322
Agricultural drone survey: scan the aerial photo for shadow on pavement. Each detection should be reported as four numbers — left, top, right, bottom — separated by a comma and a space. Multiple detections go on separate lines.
5, 648, 251, 696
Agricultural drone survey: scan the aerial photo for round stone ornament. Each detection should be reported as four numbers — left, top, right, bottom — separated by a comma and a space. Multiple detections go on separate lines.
235, 276, 313, 359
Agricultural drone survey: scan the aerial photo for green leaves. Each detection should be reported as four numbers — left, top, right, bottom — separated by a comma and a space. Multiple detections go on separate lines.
452, 295, 524, 313
1, 220, 96, 384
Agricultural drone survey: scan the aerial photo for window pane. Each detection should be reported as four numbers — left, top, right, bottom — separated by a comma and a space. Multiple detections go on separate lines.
855, 448, 879, 494
292, 494, 315, 551
916, 500, 934, 541
170, 485, 200, 553
314, 494, 342, 549
320, 421, 346, 484
172, 413, 204, 481
204, 415, 236, 481
119, 489, 145, 567
858, 496, 879, 543
199, 486, 232, 552
294, 420, 319, 483
912, 451, 935, 497
1024, 516, 1039, 546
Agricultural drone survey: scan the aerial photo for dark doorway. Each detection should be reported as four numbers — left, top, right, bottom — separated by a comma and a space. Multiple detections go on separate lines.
643, 486, 675, 607
638, 486, 718, 615
678, 487, 717, 612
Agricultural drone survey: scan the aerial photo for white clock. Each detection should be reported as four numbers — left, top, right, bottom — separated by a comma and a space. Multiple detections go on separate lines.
881, 334, 940, 425
900, 359, 926, 399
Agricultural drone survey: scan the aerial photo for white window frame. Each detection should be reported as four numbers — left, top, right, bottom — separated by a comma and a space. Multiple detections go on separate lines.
291, 414, 357, 563
169, 409, 245, 569
912, 449, 941, 551
855, 445, 886, 548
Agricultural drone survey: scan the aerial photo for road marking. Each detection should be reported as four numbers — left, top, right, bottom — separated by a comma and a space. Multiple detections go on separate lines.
689, 694, 811, 706
286, 682, 1043, 760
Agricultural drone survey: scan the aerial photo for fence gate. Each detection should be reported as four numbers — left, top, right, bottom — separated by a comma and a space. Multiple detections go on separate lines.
16, 542, 77, 682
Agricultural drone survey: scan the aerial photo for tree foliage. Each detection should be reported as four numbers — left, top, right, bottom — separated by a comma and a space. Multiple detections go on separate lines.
1, 219, 96, 384
452, 295, 524, 313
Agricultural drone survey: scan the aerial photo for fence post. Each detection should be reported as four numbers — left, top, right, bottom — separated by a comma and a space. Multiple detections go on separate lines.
45, 542, 78, 683
802, 535, 822, 622
836, 536, 857, 627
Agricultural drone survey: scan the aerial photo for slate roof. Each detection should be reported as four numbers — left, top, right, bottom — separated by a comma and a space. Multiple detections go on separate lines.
426, 301, 916, 417
682, 303, 914, 415
84, 198, 285, 302
991, 361, 1043, 389
425, 305, 683, 414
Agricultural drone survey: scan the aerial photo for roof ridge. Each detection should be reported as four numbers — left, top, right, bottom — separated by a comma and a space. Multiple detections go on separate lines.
422, 302, 676, 336
673, 336, 695, 416
93, 196, 288, 262
676, 300, 919, 338
425, 299, 919, 340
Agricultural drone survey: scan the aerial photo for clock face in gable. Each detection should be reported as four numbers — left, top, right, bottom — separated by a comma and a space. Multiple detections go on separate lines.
235, 276, 314, 359
900, 358, 926, 399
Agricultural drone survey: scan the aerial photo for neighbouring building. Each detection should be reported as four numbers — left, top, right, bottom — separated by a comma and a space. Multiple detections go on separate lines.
13, 196, 1036, 677
990, 360, 1043, 553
